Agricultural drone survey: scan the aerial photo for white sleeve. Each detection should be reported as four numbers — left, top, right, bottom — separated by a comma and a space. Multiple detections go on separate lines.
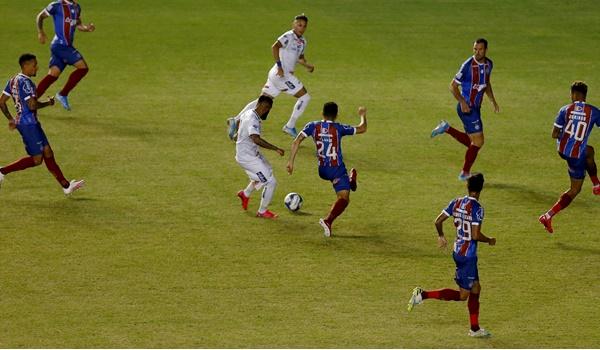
248, 120, 261, 136
277, 32, 289, 48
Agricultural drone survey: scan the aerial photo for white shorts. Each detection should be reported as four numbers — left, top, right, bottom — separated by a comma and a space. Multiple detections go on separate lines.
262, 66, 304, 97
237, 154, 274, 189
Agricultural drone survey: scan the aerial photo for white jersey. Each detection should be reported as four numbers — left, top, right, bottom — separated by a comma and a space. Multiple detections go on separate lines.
235, 109, 262, 163
273, 30, 306, 74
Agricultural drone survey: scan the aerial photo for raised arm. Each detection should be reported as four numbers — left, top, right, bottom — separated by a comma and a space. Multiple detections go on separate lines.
36, 10, 49, 44
286, 133, 306, 174
434, 212, 450, 248
471, 224, 496, 246
272, 40, 284, 77
76, 17, 95, 32
26, 95, 55, 112
354, 106, 368, 134
250, 134, 284, 156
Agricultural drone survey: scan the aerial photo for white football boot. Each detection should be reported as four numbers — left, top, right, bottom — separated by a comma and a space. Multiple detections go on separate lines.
63, 179, 85, 195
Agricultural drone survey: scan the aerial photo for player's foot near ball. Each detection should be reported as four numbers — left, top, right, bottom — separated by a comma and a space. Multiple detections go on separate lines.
538, 213, 554, 234
227, 117, 238, 141
319, 218, 331, 237
237, 190, 249, 210
349, 168, 357, 191
256, 209, 278, 219
63, 179, 84, 195
468, 328, 491, 338
55, 93, 71, 111
282, 125, 298, 138
593, 184, 600, 195
407, 286, 423, 311
458, 170, 471, 181
430, 120, 449, 138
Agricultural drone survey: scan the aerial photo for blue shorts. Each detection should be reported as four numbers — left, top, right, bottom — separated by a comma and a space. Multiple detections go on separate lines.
50, 44, 84, 71
17, 123, 49, 156
453, 252, 479, 290
318, 165, 351, 193
456, 104, 483, 134
559, 152, 586, 180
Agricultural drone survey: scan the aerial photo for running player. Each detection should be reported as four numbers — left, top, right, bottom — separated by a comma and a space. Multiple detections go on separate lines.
539, 81, 600, 233
407, 173, 495, 338
286, 102, 367, 237
235, 95, 285, 219
36, 0, 95, 111
227, 14, 315, 139
430, 38, 500, 181
0, 54, 84, 195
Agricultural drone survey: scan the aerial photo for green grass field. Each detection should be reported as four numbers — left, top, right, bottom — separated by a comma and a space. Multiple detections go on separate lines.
1, 0, 600, 347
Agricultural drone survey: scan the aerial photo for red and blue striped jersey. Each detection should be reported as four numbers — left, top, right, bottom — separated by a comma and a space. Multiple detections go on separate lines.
554, 101, 600, 159
442, 196, 484, 258
2, 74, 38, 126
454, 56, 493, 108
300, 120, 356, 167
44, 1, 81, 47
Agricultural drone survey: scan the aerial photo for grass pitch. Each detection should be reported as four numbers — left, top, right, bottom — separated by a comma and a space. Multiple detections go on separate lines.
1, 0, 600, 347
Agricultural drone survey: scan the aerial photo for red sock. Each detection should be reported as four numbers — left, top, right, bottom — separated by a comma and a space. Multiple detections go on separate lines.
468, 293, 480, 331
1, 156, 37, 174
462, 145, 481, 173
37, 74, 58, 96
44, 156, 69, 188
446, 126, 471, 147
590, 175, 600, 186
549, 192, 573, 217
422, 288, 461, 301
59, 68, 88, 96
325, 198, 349, 225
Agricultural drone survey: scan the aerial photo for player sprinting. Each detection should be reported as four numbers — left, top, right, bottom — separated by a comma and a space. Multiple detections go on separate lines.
235, 95, 285, 219
0, 54, 84, 195
408, 173, 495, 338
36, 0, 95, 111
227, 14, 315, 140
430, 38, 500, 181
539, 81, 600, 233
287, 102, 367, 237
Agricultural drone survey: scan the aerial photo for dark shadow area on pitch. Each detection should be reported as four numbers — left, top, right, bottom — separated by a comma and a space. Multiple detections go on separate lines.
485, 181, 558, 204
555, 241, 600, 256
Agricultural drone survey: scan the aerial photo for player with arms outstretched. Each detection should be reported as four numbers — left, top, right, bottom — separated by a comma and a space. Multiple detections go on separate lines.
287, 102, 367, 237
235, 95, 285, 219
408, 173, 495, 338
431, 39, 500, 180
227, 14, 315, 139
539, 81, 600, 233
36, 0, 95, 111
0, 54, 84, 195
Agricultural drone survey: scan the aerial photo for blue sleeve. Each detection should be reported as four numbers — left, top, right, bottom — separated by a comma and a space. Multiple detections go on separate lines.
338, 123, 356, 137
472, 204, 484, 225
454, 59, 469, 83
45, 1, 58, 15
554, 107, 566, 128
594, 107, 600, 127
442, 199, 456, 217
20, 79, 36, 101
300, 122, 314, 139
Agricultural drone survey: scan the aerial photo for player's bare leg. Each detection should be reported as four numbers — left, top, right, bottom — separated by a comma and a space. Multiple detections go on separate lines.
319, 190, 350, 237
585, 145, 600, 194
540, 178, 583, 233
56, 59, 89, 111
36, 65, 62, 96
283, 88, 311, 138
459, 132, 484, 181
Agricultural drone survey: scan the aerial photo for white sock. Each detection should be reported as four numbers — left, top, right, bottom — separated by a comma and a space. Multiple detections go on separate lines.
243, 182, 256, 197
258, 179, 277, 213
286, 93, 311, 128
235, 98, 258, 122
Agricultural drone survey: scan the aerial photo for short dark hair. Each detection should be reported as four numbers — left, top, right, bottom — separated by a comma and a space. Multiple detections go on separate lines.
571, 81, 588, 98
19, 53, 36, 67
322, 102, 338, 118
474, 38, 488, 49
467, 173, 484, 193
295, 13, 308, 22
258, 95, 273, 106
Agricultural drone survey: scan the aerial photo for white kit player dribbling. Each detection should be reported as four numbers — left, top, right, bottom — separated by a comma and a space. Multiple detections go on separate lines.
228, 14, 315, 140
235, 96, 285, 219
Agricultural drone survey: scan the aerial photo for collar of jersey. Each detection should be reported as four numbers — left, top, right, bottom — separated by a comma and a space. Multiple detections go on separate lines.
18, 73, 31, 80
321, 120, 334, 123
466, 196, 479, 202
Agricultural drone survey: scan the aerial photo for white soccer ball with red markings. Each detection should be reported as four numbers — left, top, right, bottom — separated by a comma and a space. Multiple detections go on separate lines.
284, 192, 303, 212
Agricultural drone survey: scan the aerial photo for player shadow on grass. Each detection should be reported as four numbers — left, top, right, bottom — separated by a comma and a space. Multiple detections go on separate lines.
485, 181, 560, 204
555, 242, 600, 256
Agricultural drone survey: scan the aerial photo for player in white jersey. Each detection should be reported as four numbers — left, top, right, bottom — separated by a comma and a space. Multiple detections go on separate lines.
235, 95, 285, 219
227, 14, 315, 139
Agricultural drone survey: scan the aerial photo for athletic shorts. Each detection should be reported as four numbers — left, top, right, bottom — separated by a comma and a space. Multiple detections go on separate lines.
456, 104, 483, 134
236, 154, 274, 189
261, 66, 304, 97
453, 252, 479, 290
50, 44, 84, 72
17, 123, 49, 156
318, 165, 351, 193
559, 152, 587, 180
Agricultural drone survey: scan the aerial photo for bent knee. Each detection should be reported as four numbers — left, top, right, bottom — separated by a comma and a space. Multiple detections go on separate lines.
32, 156, 43, 165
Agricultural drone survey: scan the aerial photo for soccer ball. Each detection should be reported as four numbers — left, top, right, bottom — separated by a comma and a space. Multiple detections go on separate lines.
284, 192, 303, 212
